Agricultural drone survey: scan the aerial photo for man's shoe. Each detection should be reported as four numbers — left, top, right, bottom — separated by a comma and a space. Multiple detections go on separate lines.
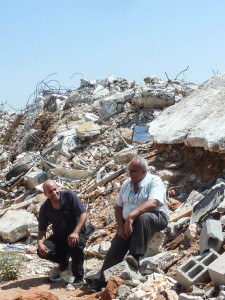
72, 278, 83, 287
88, 280, 106, 292
126, 255, 139, 270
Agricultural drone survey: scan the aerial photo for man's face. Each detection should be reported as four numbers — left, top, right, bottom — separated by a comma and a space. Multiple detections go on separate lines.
44, 182, 60, 203
128, 159, 146, 184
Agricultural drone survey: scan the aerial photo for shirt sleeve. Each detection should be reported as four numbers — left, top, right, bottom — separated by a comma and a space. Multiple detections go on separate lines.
148, 176, 166, 206
70, 191, 86, 215
116, 179, 130, 207
38, 203, 49, 231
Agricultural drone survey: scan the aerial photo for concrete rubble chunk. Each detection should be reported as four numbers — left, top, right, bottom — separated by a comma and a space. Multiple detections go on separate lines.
0, 209, 38, 243
98, 100, 117, 119
50, 168, 89, 180
24, 170, 47, 189
76, 121, 101, 138
144, 231, 168, 256
178, 293, 202, 300
190, 184, 225, 224
103, 261, 143, 282
199, 219, 223, 254
208, 251, 225, 285
177, 249, 219, 288
113, 148, 137, 165
140, 251, 178, 275
148, 73, 225, 153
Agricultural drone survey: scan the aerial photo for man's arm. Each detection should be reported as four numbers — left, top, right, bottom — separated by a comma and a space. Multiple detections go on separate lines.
115, 204, 127, 240
37, 230, 50, 257
124, 199, 158, 236
68, 212, 88, 247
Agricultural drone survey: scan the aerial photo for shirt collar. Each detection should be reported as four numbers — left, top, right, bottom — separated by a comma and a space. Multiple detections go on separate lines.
138, 172, 150, 188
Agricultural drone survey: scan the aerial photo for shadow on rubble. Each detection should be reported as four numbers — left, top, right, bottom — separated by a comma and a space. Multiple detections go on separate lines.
0, 276, 67, 290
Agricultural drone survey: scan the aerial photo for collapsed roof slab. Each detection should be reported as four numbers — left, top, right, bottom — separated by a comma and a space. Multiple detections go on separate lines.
148, 73, 225, 153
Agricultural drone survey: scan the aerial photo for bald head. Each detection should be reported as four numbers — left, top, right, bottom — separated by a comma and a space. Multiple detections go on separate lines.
43, 180, 60, 203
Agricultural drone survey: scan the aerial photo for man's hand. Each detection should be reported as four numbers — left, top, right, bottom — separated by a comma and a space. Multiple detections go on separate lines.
38, 242, 50, 257
68, 232, 79, 247
117, 227, 128, 240
124, 215, 134, 237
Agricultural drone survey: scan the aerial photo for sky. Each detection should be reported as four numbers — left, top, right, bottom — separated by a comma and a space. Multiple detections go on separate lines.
1, 0, 225, 111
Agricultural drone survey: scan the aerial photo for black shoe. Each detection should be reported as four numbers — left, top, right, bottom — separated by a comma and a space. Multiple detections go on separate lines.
72, 278, 83, 287
126, 255, 139, 270
88, 281, 106, 292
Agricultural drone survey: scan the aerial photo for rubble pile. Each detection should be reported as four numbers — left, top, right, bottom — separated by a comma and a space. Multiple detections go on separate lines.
0, 73, 224, 299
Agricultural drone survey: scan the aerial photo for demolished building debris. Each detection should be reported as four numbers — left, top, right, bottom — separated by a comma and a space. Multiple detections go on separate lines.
0, 73, 224, 299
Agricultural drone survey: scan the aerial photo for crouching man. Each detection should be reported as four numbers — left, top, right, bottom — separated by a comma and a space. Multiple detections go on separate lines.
37, 180, 87, 286
92, 156, 169, 291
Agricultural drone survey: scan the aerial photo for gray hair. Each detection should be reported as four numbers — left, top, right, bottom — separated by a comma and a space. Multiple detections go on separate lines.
130, 156, 148, 171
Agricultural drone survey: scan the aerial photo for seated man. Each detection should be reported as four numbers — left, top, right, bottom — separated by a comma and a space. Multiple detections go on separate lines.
37, 180, 88, 286
93, 156, 169, 290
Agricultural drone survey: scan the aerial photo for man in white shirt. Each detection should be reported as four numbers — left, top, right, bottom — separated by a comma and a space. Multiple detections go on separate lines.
91, 156, 169, 291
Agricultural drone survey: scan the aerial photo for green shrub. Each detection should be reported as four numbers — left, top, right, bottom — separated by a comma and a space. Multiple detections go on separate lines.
0, 250, 24, 281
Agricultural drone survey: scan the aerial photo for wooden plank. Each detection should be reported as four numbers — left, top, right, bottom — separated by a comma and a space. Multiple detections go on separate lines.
169, 207, 193, 222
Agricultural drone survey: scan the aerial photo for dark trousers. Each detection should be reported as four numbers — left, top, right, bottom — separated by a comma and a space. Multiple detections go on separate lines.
99, 211, 167, 282
37, 234, 86, 280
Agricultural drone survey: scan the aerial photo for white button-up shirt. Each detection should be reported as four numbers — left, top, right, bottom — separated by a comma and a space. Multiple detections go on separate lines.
116, 172, 170, 222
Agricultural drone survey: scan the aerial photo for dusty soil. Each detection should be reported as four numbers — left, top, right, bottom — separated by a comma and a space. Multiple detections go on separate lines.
0, 276, 99, 300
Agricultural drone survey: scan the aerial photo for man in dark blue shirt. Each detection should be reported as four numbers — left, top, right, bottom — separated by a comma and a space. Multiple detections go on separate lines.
37, 180, 87, 286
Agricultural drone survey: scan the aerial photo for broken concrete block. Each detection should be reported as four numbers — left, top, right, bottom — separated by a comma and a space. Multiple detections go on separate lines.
144, 231, 168, 256
50, 168, 89, 180
205, 286, 215, 297
6, 163, 30, 181
76, 121, 101, 138
99, 241, 111, 255
0, 209, 38, 243
208, 252, 225, 285
140, 251, 178, 275
156, 169, 185, 183
177, 249, 220, 288
24, 171, 47, 189
178, 293, 202, 300
190, 184, 225, 224
167, 217, 190, 237
103, 261, 142, 282
186, 223, 198, 241
98, 100, 117, 119
199, 219, 223, 254
17, 129, 43, 153
113, 148, 137, 165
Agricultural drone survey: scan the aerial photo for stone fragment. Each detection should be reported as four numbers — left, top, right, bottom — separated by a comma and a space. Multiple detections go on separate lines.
167, 217, 190, 237
101, 276, 125, 300
24, 171, 47, 189
113, 148, 137, 165
190, 183, 225, 224
140, 251, 178, 275
148, 73, 225, 153
0, 209, 38, 243
166, 290, 179, 300
208, 251, 225, 285
50, 168, 89, 180
145, 231, 168, 256
178, 293, 202, 300
205, 286, 215, 297
156, 169, 185, 183
103, 261, 142, 282
117, 285, 131, 298
76, 121, 101, 138
199, 219, 223, 254
98, 100, 117, 119
186, 223, 198, 241
6, 163, 30, 181
99, 241, 111, 255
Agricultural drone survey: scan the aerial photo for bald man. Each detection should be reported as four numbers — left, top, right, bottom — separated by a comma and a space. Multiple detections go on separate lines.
37, 180, 87, 286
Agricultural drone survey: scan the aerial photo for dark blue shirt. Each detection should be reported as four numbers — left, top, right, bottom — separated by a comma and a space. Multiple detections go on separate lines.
38, 190, 86, 236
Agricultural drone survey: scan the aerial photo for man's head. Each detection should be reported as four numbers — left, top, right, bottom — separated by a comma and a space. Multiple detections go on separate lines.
43, 180, 60, 203
128, 157, 148, 184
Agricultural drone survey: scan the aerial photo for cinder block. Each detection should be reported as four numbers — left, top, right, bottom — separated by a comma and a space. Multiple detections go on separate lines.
208, 252, 225, 285
199, 219, 223, 254
177, 249, 219, 288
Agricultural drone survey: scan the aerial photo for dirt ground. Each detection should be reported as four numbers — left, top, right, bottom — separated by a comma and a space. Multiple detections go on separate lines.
0, 276, 99, 300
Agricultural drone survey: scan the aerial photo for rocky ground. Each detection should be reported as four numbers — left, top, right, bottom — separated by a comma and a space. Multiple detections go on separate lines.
0, 74, 224, 299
